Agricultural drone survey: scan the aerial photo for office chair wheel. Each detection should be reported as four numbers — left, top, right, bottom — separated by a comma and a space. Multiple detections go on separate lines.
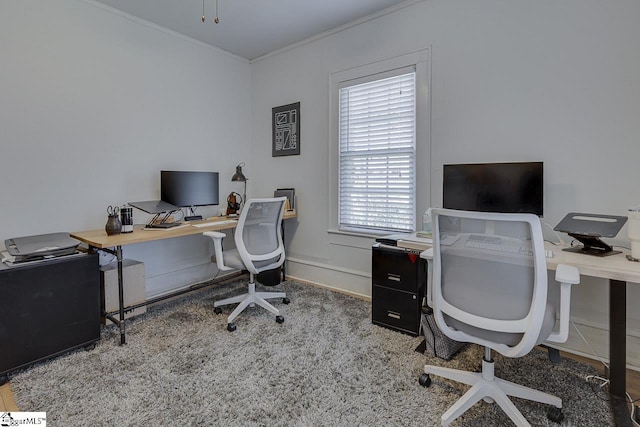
227, 323, 237, 332
547, 407, 564, 423
276, 315, 285, 324
214, 307, 223, 315
283, 297, 290, 304
418, 373, 432, 387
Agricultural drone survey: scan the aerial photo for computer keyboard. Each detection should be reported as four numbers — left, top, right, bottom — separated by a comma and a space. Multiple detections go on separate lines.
191, 219, 238, 228
467, 234, 502, 244
464, 238, 554, 258
465, 239, 533, 255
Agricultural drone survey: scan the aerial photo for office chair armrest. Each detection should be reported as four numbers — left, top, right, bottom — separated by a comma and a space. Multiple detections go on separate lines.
546, 264, 580, 343
203, 231, 234, 271
556, 264, 580, 285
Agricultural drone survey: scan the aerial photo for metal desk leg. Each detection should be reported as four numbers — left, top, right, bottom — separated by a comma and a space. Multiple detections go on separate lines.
610, 279, 631, 426
281, 221, 286, 281
116, 245, 126, 345
94, 245, 127, 345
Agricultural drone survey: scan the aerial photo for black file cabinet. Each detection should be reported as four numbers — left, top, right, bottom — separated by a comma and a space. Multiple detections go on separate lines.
372, 244, 426, 336
0, 252, 101, 382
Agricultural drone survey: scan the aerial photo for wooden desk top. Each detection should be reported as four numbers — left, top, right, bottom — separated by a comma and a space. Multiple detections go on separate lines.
544, 241, 640, 284
71, 210, 297, 249
419, 234, 640, 284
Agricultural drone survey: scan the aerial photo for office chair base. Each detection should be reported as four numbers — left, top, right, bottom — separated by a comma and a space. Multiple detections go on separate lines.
422, 357, 563, 427
214, 282, 287, 328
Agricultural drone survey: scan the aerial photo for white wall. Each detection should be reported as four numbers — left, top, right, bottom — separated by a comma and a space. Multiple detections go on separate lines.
0, 0, 251, 297
250, 0, 640, 366
3, 0, 640, 367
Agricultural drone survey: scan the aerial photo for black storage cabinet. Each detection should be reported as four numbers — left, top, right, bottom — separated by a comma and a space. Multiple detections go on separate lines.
0, 252, 100, 381
372, 244, 426, 336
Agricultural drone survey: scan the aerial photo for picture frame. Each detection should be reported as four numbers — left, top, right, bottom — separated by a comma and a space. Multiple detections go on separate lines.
272, 102, 300, 157
274, 188, 295, 211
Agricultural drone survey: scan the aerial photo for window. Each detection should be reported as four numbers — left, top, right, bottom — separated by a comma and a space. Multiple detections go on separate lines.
338, 69, 416, 233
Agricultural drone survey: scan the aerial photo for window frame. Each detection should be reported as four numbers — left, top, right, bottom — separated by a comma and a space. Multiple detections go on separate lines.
338, 67, 417, 234
329, 49, 431, 237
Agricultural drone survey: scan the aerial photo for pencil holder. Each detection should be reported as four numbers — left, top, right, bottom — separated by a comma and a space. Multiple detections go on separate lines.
105, 214, 122, 236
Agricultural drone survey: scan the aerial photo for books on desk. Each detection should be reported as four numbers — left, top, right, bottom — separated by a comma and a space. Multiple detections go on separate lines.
375, 233, 411, 246
375, 232, 437, 251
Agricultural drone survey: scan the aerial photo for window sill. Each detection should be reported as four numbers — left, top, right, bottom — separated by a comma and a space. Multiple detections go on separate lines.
327, 229, 383, 250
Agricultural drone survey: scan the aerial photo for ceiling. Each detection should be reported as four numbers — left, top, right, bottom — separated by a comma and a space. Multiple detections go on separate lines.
93, 0, 413, 60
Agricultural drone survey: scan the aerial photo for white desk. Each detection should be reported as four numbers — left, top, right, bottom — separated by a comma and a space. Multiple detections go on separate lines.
544, 241, 637, 427
420, 235, 639, 427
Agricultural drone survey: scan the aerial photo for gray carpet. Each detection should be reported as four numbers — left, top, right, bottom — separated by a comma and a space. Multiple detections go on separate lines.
11, 280, 613, 426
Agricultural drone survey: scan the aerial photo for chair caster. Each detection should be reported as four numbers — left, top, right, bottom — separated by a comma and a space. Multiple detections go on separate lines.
0, 374, 8, 387
283, 297, 290, 304
547, 407, 564, 423
227, 323, 237, 332
418, 373, 432, 387
214, 306, 222, 315
276, 315, 285, 324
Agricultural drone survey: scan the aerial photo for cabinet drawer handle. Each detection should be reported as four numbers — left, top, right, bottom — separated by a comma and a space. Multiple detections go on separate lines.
387, 311, 401, 319
387, 273, 401, 282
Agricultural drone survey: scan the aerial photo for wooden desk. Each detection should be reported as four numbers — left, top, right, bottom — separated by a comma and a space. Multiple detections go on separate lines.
72, 210, 297, 249
544, 242, 638, 427
71, 210, 297, 345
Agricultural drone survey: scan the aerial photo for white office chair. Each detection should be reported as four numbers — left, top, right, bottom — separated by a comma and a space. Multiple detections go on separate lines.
203, 197, 290, 332
419, 208, 580, 427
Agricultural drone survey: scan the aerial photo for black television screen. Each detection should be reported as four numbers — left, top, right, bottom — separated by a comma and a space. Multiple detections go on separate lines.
161, 171, 220, 207
443, 162, 543, 216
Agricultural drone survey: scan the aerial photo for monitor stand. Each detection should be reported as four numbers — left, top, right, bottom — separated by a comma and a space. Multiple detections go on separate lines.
184, 207, 202, 221
562, 233, 621, 257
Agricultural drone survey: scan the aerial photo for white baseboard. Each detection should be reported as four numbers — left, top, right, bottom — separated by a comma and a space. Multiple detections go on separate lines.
286, 256, 371, 297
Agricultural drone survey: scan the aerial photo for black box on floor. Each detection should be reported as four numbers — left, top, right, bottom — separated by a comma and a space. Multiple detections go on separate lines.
257, 267, 282, 286
0, 252, 101, 379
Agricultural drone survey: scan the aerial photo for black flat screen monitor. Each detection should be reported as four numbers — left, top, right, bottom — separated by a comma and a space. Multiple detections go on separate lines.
443, 162, 543, 216
161, 171, 220, 207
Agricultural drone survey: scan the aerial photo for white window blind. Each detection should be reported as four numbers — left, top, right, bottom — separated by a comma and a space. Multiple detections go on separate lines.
339, 70, 416, 233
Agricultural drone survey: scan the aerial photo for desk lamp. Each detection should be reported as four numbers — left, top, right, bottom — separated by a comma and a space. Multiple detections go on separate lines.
232, 162, 248, 210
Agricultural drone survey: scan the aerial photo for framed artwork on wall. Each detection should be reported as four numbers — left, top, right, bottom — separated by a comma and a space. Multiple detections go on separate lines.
272, 102, 300, 157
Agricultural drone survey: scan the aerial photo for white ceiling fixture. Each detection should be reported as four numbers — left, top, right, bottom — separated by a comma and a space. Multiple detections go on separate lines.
91, 0, 417, 60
